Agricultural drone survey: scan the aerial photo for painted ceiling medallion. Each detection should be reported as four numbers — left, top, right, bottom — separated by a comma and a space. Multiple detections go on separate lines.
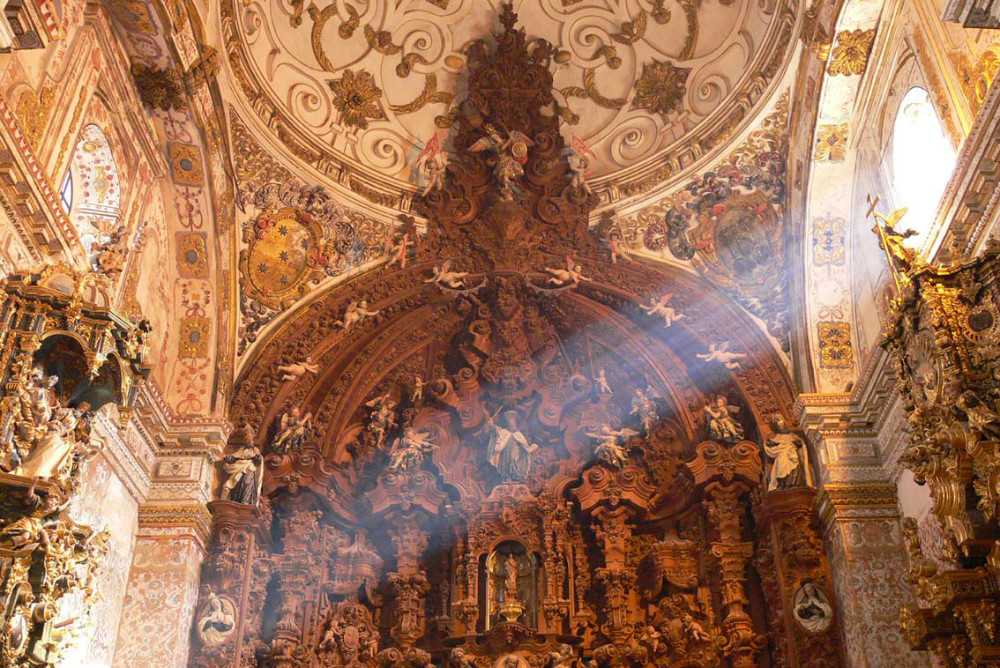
223, 0, 797, 202
239, 207, 330, 309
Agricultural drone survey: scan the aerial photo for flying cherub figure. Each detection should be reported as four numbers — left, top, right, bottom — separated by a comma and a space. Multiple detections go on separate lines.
335, 300, 380, 330
386, 232, 413, 269
468, 124, 535, 200
277, 356, 320, 382
593, 368, 613, 395
416, 134, 448, 196
697, 342, 747, 370
425, 259, 469, 290
386, 427, 436, 473
544, 256, 589, 288
640, 294, 687, 328
587, 425, 640, 469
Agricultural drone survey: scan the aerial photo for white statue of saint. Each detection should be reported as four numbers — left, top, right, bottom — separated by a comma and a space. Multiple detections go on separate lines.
486, 411, 538, 481
763, 416, 805, 491
222, 444, 264, 504
15, 405, 82, 480
27, 373, 58, 426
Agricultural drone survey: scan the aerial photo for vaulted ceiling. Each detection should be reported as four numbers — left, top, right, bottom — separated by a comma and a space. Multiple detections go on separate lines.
222, 0, 796, 203
216, 0, 802, 381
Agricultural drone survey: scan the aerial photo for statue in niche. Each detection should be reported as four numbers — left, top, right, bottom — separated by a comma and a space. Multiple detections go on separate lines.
271, 406, 312, 453
197, 592, 237, 645
27, 370, 58, 426
486, 410, 538, 482
703, 396, 744, 444
504, 554, 518, 596
487, 543, 535, 627
15, 402, 90, 480
792, 583, 833, 633
763, 416, 806, 491
222, 443, 264, 504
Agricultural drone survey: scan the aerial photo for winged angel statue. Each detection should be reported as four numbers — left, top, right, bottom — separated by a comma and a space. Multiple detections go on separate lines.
468, 124, 535, 200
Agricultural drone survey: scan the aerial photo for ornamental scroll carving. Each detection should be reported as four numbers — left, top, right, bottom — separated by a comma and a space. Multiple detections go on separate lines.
202, 7, 841, 668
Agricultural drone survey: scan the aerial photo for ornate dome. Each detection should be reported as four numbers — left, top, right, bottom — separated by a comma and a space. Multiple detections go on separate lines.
223, 0, 797, 207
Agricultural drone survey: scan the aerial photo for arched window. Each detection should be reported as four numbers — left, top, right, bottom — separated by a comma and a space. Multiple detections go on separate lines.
64, 124, 123, 260
59, 171, 72, 214
890, 87, 955, 243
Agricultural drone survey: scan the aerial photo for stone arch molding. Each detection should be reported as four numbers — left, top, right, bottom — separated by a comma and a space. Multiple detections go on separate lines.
801, 0, 885, 393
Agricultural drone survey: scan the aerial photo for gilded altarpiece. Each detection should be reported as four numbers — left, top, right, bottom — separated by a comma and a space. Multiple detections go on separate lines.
192, 8, 844, 668
0, 267, 151, 667
875, 213, 1000, 665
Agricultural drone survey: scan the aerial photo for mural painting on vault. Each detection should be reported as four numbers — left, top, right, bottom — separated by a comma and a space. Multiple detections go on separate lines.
199, 8, 839, 668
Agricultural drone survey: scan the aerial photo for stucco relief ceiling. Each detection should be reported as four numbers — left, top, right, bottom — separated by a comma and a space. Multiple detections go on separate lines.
223, 0, 797, 207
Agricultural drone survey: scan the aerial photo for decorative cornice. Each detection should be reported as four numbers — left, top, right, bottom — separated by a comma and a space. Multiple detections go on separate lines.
925, 67, 1000, 261
135, 381, 232, 451
796, 346, 898, 439
817, 483, 900, 527
92, 409, 154, 504
137, 502, 213, 546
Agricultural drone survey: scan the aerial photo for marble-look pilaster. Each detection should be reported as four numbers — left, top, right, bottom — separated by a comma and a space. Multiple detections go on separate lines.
818, 485, 930, 668
111, 414, 223, 668
800, 389, 933, 668
113, 519, 210, 668
62, 408, 153, 668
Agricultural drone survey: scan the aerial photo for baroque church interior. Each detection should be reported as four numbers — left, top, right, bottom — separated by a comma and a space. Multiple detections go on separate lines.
4, 0, 1000, 666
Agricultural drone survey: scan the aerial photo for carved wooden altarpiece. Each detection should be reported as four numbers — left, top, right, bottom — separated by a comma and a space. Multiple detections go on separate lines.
195, 7, 844, 668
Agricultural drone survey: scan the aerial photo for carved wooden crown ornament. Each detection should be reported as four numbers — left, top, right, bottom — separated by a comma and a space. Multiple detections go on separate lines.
416, 3, 599, 272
